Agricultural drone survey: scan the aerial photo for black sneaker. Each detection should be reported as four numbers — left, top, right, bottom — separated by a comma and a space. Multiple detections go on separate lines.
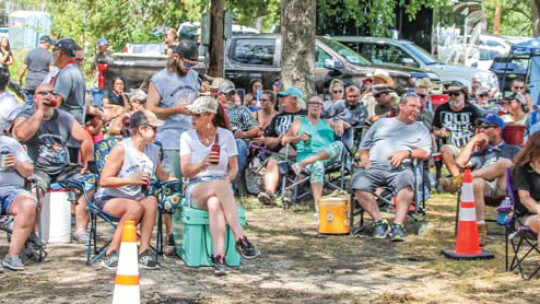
389, 223, 406, 242
102, 251, 119, 270
235, 236, 260, 259
257, 191, 275, 206
139, 250, 159, 270
213, 255, 228, 276
373, 219, 390, 239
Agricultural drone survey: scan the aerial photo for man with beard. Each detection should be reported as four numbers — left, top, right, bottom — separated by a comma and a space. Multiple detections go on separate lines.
433, 86, 481, 192
146, 40, 200, 253
351, 93, 431, 242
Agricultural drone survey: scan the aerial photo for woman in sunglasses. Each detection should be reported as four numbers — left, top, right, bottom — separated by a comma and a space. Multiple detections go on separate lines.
252, 90, 277, 130
96, 110, 172, 271
502, 93, 529, 126
324, 79, 344, 111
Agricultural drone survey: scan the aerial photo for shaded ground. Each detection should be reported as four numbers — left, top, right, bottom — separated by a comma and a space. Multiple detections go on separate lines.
1, 193, 539, 304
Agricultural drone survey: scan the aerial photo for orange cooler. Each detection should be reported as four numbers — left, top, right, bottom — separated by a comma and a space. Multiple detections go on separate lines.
318, 197, 350, 234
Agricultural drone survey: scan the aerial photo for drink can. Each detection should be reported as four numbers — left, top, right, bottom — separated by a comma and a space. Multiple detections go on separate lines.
0, 149, 9, 171
445, 130, 451, 138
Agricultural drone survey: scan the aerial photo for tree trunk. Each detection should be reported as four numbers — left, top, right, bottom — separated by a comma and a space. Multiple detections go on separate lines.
280, 0, 316, 97
533, 0, 540, 36
209, 0, 225, 77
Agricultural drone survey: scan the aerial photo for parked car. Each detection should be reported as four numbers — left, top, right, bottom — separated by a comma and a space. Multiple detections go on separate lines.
489, 54, 529, 92
0, 28, 8, 40
98, 35, 436, 95
335, 36, 499, 89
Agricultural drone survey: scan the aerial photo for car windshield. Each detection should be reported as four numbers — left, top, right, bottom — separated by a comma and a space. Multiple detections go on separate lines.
402, 43, 441, 65
320, 38, 371, 66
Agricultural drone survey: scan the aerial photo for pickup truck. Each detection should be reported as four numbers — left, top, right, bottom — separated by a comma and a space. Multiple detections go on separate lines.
97, 34, 439, 95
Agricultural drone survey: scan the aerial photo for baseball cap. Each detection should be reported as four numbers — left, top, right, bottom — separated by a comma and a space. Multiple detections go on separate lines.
39, 35, 54, 44
218, 80, 235, 94
175, 40, 199, 61
97, 38, 108, 47
54, 38, 78, 57
479, 114, 505, 129
129, 110, 164, 128
505, 92, 527, 105
187, 96, 219, 114
129, 89, 147, 103
277, 87, 304, 99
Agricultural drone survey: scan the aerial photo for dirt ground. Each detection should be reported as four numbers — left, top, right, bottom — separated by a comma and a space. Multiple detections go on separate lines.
1, 193, 539, 304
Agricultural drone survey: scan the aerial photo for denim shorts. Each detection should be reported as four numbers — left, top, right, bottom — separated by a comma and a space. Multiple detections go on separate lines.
0, 188, 35, 215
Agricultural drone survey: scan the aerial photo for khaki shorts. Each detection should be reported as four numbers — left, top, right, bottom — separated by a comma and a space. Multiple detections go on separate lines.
484, 179, 506, 198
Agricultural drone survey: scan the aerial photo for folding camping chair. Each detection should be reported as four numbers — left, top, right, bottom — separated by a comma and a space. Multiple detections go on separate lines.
349, 159, 428, 236
504, 167, 540, 280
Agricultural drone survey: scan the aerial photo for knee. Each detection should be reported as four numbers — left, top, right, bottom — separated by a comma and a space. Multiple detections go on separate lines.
398, 187, 414, 201
496, 158, 512, 169
18, 198, 37, 219
207, 196, 222, 213
440, 145, 453, 156
142, 197, 158, 210
472, 177, 485, 192
128, 203, 144, 218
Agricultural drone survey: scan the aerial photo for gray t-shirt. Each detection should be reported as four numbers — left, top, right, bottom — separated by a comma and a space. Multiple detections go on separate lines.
0, 92, 22, 135
54, 64, 86, 125
0, 136, 32, 191
17, 108, 74, 175
360, 117, 431, 168
23, 48, 53, 91
151, 68, 200, 150
326, 99, 368, 128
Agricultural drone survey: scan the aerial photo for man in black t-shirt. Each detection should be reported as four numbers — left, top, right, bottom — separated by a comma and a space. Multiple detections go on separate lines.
454, 115, 520, 245
433, 86, 482, 187
254, 87, 306, 205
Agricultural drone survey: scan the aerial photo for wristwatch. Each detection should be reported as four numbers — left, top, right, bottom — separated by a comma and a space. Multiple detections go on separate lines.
408, 150, 412, 158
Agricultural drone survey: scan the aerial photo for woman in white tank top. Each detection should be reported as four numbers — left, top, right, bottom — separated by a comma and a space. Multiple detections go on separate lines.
181, 96, 260, 276
97, 110, 173, 270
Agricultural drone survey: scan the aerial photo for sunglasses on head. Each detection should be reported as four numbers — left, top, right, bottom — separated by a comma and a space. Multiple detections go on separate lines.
181, 58, 197, 68
36, 90, 58, 96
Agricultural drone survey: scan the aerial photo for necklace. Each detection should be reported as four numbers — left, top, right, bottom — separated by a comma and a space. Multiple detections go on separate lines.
197, 128, 217, 146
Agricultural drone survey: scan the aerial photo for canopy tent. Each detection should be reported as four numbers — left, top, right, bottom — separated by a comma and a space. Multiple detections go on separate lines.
506, 36, 540, 107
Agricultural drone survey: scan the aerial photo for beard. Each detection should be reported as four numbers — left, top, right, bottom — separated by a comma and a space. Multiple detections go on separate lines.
176, 61, 187, 76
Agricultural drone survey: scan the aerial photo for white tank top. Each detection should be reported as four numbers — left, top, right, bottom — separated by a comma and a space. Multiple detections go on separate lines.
98, 138, 160, 200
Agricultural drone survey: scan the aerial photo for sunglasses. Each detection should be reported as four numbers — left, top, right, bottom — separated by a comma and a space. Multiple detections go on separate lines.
333, 90, 343, 94
308, 102, 323, 106
374, 92, 389, 98
448, 92, 461, 97
76, 58, 84, 62
181, 58, 197, 68
513, 86, 525, 90
478, 94, 488, 98
220, 91, 235, 96
36, 90, 58, 96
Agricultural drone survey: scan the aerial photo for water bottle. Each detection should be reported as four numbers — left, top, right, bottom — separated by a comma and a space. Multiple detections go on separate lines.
0, 149, 10, 171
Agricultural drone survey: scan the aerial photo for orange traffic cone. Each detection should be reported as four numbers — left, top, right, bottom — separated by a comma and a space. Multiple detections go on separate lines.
112, 220, 140, 304
443, 169, 494, 260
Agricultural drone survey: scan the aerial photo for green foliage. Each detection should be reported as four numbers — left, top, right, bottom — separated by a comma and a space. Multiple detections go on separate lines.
483, 0, 533, 36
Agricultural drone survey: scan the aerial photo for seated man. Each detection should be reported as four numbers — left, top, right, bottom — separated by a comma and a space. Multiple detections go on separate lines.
0, 134, 36, 271
325, 85, 367, 148
216, 80, 261, 188
254, 88, 306, 205
366, 84, 396, 124
433, 86, 482, 192
12, 84, 95, 244
352, 93, 431, 242
281, 95, 345, 212
455, 114, 520, 245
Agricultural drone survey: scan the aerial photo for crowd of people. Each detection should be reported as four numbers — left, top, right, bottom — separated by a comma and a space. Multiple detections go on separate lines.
0, 31, 539, 277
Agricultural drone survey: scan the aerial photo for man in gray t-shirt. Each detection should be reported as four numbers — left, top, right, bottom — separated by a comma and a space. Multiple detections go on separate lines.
18, 35, 54, 108
0, 135, 37, 270
12, 83, 95, 244
352, 93, 431, 242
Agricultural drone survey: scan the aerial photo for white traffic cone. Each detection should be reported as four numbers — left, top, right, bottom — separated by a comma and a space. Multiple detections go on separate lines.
112, 220, 140, 304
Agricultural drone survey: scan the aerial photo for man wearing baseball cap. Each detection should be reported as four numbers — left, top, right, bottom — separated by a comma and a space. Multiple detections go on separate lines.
18, 35, 54, 108
453, 114, 521, 245
255, 87, 307, 205
502, 92, 529, 125
146, 39, 200, 250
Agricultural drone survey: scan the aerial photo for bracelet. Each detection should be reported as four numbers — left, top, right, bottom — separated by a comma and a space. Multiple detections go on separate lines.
178, 105, 184, 114
408, 150, 412, 158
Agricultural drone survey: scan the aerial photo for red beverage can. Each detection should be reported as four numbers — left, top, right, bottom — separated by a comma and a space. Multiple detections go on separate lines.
210, 143, 220, 165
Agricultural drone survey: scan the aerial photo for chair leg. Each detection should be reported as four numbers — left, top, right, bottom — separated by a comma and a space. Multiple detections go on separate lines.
154, 209, 163, 262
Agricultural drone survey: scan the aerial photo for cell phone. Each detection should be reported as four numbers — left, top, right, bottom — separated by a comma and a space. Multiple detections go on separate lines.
86, 160, 98, 174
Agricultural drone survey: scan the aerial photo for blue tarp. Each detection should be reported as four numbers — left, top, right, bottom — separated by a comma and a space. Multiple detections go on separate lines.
510, 36, 540, 55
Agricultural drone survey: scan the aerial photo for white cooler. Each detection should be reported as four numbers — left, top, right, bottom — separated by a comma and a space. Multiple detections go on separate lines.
40, 188, 72, 243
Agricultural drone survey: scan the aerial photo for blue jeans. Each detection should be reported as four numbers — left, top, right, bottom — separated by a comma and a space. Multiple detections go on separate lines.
234, 139, 248, 190
23, 89, 35, 109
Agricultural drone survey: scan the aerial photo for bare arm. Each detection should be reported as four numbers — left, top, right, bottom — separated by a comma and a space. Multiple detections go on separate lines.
227, 156, 238, 181
180, 153, 213, 178
99, 145, 131, 187
18, 64, 28, 84
456, 133, 486, 168
12, 109, 45, 141
155, 161, 175, 182
4, 154, 33, 178
146, 82, 190, 119
518, 190, 540, 214
280, 118, 301, 146
108, 115, 126, 136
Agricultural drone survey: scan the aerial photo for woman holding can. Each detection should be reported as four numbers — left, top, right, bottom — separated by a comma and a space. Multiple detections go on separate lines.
95, 110, 172, 270
180, 96, 260, 276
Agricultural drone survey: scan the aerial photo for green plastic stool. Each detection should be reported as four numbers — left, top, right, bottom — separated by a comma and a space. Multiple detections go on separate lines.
172, 199, 246, 267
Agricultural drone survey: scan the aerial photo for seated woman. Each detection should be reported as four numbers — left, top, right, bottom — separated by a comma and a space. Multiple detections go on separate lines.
108, 89, 147, 137
96, 110, 172, 270
103, 77, 129, 108
244, 79, 263, 107
512, 132, 540, 246
0, 135, 36, 271
253, 90, 277, 131
281, 95, 344, 214
180, 96, 260, 276
502, 93, 529, 126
